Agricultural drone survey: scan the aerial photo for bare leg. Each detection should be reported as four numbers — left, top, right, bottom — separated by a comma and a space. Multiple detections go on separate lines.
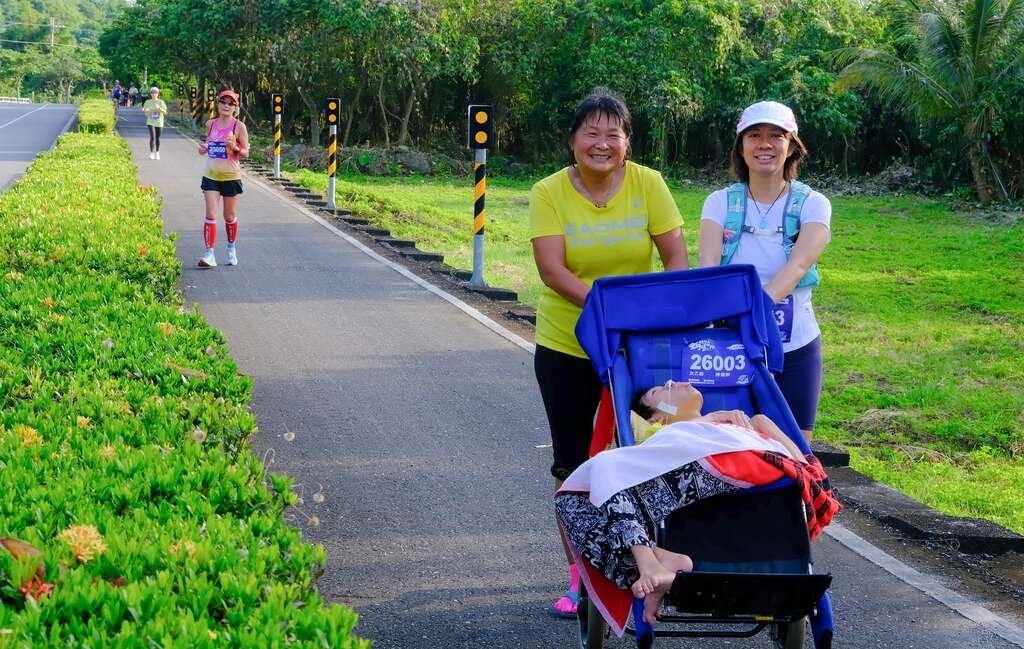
222, 194, 239, 222
203, 191, 221, 220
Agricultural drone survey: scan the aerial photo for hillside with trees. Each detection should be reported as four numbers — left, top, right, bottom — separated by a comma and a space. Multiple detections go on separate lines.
0, 0, 123, 100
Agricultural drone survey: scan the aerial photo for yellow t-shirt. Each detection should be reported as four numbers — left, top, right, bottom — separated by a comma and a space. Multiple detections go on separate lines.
529, 161, 683, 358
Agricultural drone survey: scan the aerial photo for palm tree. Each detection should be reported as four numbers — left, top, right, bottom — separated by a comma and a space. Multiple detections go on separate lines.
835, 0, 1024, 203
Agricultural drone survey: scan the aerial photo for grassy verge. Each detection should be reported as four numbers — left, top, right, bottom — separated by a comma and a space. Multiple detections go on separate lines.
0, 130, 368, 645
287, 169, 1024, 533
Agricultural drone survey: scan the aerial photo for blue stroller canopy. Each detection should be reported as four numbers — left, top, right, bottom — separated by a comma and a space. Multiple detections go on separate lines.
575, 265, 810, 456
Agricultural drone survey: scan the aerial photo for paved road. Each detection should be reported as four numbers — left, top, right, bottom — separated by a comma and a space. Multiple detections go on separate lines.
119, 108, 1023, 649
0, 102, 77, 191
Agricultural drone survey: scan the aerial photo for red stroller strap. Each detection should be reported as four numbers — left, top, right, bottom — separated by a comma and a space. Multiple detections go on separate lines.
589, 386, 615, 457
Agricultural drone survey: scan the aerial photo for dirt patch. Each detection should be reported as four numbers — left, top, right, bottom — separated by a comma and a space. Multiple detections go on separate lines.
844, 408, 918, 438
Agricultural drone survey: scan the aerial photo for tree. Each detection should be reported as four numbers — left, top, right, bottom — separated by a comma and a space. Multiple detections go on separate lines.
835, 0, 1024, 202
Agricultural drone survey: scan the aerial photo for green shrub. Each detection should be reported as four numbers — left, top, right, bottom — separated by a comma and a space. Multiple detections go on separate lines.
0, 134, 369, 648
77, 99, 115, 135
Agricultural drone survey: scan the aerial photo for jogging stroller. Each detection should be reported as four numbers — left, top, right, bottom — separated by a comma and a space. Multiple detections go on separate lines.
572, 264, 835, 649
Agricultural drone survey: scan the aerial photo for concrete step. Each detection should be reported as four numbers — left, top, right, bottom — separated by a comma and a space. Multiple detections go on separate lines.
464, 284, 518, 302
400, 250, 445, 263
375, 238, 417, 249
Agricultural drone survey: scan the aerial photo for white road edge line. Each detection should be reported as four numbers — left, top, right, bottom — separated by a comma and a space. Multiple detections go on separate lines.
244, 174, 537, 355
826, 523, 1024, 647
168, 129, 1024, 645
0, 103, 47, 130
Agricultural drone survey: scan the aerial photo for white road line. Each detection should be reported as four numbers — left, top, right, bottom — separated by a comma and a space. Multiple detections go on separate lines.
164, 128, 1024, 646
826, 524, 1024, 647
0, 103, 47, 130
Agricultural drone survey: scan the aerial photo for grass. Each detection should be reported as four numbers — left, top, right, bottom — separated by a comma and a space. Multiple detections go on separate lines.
286, 169, 1024, 534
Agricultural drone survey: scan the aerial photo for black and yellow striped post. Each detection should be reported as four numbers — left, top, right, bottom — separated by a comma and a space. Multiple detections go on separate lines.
325, 97, 340, 210
207, 87, 215, 120
189, 86, 198, 125
272, 93, 283, 179
178, 84, 185, 118
468, 104, 493, 287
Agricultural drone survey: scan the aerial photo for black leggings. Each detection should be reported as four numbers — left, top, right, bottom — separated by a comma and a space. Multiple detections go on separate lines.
534, 345, 604, 480
148, 125, 162, 152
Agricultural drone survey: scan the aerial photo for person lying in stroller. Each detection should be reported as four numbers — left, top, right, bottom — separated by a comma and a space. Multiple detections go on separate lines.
555, 379, 838, 626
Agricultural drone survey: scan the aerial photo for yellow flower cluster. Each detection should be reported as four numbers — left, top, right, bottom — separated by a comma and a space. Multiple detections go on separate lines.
59, 525, 107, 562
168, 540, 197, 560
13, 424, 43, 448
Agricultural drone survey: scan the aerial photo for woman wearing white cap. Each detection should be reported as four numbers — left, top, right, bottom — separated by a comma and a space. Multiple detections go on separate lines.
697, 101, 831, 441
141, 87, 167, 160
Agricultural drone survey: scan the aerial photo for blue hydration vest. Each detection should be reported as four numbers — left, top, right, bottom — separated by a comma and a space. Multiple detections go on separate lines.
720, 180, 820, 289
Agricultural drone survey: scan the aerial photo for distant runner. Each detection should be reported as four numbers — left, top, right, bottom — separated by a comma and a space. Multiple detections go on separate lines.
142, 87, 167, 160
196, 89, 249, 268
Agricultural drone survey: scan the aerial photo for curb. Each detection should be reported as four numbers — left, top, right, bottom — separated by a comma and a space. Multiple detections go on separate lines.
242, 159, 1024, 558
830, 466, 1024, 555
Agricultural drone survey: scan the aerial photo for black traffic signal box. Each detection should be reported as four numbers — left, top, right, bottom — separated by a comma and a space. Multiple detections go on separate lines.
468, 104, 492, 149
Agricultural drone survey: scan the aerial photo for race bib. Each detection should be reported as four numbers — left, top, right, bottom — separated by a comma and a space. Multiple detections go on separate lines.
150, 111, 160, 120
773, 295, 795, 343
682, 337, 754, 387
207, 142, 228, 159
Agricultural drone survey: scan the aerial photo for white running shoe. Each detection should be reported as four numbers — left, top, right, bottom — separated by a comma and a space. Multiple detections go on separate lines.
155, 151, 160, 160
198, 251, 217, 268
226, 247, 238, 266
149, 152, 155, 160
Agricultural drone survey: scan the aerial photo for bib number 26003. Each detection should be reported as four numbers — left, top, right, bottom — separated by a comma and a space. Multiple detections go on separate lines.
689, 353, 746, 372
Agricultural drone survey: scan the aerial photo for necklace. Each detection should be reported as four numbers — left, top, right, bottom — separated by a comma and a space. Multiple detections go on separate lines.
573, 166, 618, 208
749, 183, 788, 230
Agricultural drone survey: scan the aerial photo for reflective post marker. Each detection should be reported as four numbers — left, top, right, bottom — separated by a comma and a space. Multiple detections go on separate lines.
178, 84, 185, 118
189, 86, 198, 126
325, 98, 340, 210
207, 87, 215, 120
272, 93, 283, 179
468, 105, 493, 288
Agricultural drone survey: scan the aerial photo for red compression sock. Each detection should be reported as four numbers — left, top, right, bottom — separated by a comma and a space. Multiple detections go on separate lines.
225, 218, 238, 244
203, 218, 217, 249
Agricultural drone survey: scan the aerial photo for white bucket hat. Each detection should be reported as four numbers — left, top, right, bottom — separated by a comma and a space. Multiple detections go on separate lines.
736, 101, 798, 134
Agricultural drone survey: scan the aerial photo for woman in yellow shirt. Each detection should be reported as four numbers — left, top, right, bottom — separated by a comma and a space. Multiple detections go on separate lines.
529, 88, 689, 617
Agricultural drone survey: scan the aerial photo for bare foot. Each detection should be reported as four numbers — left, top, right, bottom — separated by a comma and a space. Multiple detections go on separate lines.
629, 546, 690, 625
637, 549, 693, 624
653, 547, 693, 574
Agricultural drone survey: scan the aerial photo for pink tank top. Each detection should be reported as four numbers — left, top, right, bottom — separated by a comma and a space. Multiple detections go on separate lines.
204, 118, 241, 181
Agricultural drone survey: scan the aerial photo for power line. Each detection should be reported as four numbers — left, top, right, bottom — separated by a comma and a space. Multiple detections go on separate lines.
0, 39, 82, 47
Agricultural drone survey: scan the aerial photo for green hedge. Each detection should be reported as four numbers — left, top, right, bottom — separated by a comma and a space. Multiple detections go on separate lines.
0, 134, 369, 648
77, 99, 115, 134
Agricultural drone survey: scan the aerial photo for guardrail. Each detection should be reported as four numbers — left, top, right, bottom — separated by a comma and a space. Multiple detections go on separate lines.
0, 97, 32, 104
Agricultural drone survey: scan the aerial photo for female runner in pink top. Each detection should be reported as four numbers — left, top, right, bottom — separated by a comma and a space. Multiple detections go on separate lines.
197, 89, 250, 268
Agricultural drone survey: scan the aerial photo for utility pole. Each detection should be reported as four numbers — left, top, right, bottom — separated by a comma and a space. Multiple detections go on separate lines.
50, 17, 55, 49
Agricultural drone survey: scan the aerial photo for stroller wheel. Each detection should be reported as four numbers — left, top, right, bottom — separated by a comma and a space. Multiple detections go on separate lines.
576, 587, 607, 649
771, 616, 808, 649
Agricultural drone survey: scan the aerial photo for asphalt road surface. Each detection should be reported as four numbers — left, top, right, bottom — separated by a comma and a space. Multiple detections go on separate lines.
119, 108, 1024, 649
0, 102, 78, 191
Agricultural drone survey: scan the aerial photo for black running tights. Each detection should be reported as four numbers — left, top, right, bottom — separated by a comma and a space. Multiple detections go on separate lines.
148, 125, 162, 152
